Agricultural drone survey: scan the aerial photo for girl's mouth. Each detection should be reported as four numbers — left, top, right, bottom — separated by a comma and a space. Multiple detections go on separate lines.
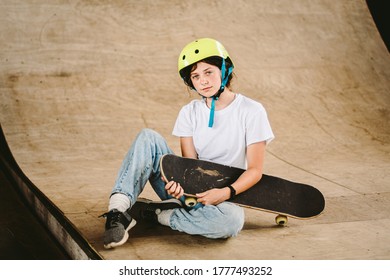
202, 86, 212, 92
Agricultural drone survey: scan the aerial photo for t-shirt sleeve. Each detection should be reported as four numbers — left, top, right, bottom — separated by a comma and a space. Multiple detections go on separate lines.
245, 104, 274, 146
172, 104, 194, 137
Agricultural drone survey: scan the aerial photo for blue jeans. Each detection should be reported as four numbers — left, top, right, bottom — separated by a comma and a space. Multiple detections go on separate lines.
111, 128, 245, 239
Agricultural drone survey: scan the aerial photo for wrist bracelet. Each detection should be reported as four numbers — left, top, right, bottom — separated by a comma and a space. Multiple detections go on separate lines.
227, 185, 236, 200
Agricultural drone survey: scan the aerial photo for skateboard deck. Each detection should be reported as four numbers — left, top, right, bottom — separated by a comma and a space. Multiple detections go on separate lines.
160, 154, 325, 223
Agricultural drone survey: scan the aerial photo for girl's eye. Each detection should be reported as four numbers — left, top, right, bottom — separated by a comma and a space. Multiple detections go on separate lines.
191, 75, 199, 80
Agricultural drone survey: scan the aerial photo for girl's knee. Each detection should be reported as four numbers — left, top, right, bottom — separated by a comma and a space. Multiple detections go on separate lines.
136, 128, 166, 147
212, 203, 245, 238
138, 128, 160, 139
223, 204, 245, 237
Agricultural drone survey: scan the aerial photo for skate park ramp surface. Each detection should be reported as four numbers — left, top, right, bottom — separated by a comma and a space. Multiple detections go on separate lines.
0, 0, 389, 260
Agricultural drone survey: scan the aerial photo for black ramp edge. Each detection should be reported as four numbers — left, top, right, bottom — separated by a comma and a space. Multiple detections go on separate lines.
0, 124, 102, 260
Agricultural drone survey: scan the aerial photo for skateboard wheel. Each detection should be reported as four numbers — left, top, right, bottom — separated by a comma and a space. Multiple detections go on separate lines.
184, 197, 198, 208
275, 215, 288, 226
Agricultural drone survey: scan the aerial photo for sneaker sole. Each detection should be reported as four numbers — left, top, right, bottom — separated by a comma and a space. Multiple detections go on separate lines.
136, 197, 183, 210
104, 218, 137, 249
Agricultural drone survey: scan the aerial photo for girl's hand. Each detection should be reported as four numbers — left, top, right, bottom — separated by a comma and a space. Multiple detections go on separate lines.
196, 187, 230, 205
165, 181, 184, 199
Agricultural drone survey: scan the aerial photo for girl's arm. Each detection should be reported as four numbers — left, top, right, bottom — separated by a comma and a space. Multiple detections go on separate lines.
229, 140, 266, 194
166, 138, 267, 205
196, 141, 266, 205
180, 136, 198, 159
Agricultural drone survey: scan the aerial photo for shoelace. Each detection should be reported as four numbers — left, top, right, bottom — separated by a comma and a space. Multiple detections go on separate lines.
99, 211, 122, 227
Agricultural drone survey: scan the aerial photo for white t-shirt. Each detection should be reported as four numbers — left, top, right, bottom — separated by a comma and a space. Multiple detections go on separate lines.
172, 94, 274, 169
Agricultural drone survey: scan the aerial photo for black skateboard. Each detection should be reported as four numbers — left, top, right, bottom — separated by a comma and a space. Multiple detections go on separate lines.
160, 154, 325, 225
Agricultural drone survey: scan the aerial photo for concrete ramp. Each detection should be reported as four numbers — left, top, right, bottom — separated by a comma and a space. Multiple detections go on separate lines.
0, 0, 389, 259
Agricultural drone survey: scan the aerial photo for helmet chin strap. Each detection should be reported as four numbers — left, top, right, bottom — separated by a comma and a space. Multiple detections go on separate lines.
207, 87, 223, 128
206, 59, 233, 128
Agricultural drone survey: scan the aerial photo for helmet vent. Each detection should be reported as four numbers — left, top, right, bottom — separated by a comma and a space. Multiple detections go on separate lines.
195, 49, 199, 54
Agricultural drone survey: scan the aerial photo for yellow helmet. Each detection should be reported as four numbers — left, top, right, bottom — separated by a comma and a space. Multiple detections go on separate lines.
178, 38, 234, 128
178, 38, 233, 74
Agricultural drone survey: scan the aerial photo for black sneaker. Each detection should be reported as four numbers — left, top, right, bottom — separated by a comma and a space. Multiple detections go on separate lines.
128, 198, 182, 224
100, 209, 136, 249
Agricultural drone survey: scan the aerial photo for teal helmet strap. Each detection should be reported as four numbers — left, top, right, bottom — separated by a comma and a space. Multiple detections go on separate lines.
207, 59, 234, 128
208, 96, 218, 127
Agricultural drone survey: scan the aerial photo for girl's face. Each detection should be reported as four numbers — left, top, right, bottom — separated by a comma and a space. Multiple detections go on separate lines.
190, 62, 222, 97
